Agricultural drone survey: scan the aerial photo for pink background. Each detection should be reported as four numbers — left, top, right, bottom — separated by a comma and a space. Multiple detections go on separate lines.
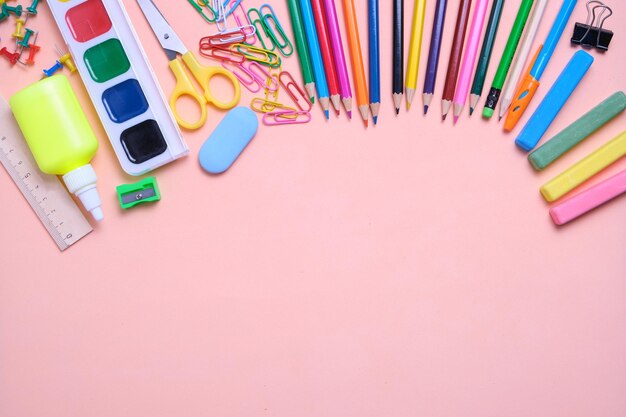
1, 1, 625, 416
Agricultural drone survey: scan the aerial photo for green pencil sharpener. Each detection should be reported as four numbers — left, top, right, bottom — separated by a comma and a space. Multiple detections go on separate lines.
116, 177, 160, 209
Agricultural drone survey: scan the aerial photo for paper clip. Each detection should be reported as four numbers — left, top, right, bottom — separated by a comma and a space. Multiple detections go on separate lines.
251, 97, 296, 114
248, 61, 279, 92
279, 71, 312, 112
212, 0, 228, 32
187, 0, 217, 23
222, 60, 262, 93
199, 44, 246, 63
571, 1, 613, 52
247, 7, 275, 51
221, 0, 242, 20
232, 3, 257, 45
200, 27, 247, 47
259, 4, 294, 57
234, 43, 281, 67
263, 110, 311, 126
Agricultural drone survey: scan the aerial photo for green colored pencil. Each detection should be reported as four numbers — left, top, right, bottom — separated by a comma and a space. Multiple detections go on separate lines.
482, 0, 534, 119
287, 0, 316, 102
469, 0, 505, 115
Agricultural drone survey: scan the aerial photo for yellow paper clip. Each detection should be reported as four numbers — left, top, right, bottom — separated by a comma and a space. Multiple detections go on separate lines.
250, 97, 296, 114
234, 43, 281, 68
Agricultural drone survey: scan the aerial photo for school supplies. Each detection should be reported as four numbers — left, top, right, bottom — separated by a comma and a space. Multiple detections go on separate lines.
311, 0, 341, 113
0, 95, 92, 250
405, 0, 426, 110
515, 51, 593, 152
422, 0, 446, 114
528, 91, 626, 170
117, 177, 160, 209
199, 107, 258, 174
392, 0, 404, 114
323, 0, 352, 117
469, 0, 504, 115
287, 0, 316, 101
549, 169, 626, 225
505, 0, 578, 131
498, 0, 548, 120
136, 0, 240, 129
47, 0, 188, 175
10, 75, 104, 221
540, 130, 626, 202
571, 0, 613, 51
342, 0, 369, 125
482, 0, 534, 119
441, 0, 471, 121
299, 0, 330, 118
452, 0, 488, 123
368, 0, 380, 123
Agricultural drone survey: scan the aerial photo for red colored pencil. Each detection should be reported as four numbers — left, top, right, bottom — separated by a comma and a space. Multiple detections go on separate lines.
311, 0, 341, 114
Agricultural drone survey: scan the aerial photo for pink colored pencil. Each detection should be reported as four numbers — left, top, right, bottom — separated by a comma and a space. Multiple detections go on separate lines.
549, 169, 626, 225
322, 0, 353, 118
452, 0, 489, 124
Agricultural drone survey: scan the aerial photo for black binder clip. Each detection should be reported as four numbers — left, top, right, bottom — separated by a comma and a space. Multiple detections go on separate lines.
571, 0, 613, 52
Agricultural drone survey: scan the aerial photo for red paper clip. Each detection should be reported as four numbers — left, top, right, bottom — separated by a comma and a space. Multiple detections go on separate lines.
263, 110, 311, 126
199, 45, 245, 64
279, 71, 312, 112
200, 27, 247, 48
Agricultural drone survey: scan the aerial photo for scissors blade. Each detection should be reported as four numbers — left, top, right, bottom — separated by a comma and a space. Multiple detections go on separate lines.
136, 0, 188, 60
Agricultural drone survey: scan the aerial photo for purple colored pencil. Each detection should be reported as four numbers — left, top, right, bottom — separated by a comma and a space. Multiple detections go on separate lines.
422, 0, 448, 114
322, 0, 353, 118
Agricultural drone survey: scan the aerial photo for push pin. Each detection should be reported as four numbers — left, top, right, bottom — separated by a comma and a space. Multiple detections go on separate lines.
24, 43, 40, 65
12, 18, 25, 39
2, 3, 22, 17
116, 177, 161, 209
26, 0, 39, 15
571, 0, 613, 52
55, 45, 77, 73
0, 6, 8, 22
18, 28, 34, 48
43, 60, 63, 77
0, 46, 20, 65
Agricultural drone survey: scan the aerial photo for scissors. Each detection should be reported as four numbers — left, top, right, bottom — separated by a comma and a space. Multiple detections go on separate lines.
137, 0, 241, 130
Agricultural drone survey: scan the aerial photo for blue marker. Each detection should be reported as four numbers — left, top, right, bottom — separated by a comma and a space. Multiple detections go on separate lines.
505, 0, 578, 131
515, 51, 593, 152
298, 0, 330, 119
368, 0, 380, 124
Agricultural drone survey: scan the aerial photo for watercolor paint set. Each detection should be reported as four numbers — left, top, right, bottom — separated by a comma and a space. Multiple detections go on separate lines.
46, 0, 188, 175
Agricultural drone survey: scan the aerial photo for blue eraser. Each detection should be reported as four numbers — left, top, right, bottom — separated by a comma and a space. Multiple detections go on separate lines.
199, 107, 258, 174
515, 51, 594, 152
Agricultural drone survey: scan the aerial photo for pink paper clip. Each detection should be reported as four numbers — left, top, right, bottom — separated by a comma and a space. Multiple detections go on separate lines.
222, 60, 262, 93
248, 61, 279, 92
263, 110, 311, 126
279, 71, 312, 112
232, 2, 257, 45
199, 45, 246, 64
200, 27, 247, 48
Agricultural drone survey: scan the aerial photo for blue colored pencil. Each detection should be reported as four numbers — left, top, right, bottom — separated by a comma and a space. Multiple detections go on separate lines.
299, 0, 330, 119
368, 0, 380, 124
422, 0, 448, 114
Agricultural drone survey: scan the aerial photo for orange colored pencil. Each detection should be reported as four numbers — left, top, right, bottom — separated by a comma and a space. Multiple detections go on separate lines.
341, 0, 369, 126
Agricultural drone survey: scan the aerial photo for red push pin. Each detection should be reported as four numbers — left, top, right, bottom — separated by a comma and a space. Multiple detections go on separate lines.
0, 46, 20, 65
25, 43, 40, 65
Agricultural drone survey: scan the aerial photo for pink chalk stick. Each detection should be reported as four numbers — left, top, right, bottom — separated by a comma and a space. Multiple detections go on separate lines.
549, 169, 626, 225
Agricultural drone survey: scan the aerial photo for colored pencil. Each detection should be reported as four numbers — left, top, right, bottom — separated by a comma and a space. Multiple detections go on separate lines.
342, 0, 369, 126
392, 0, 404, 114
405, 0, 427, 110
498, 0, 548, 120
441, 0, 472, 120
452, 0, 489, 123
368, 0, 380, 124
299, 0, 330, 118
422, 0, 447, 114
482, 0, 534, 119
504, 0, 577, 131
311, 0, 341, 114
468, 0, 505, 116
287, 0, 316, 103
323, 0, 353, 117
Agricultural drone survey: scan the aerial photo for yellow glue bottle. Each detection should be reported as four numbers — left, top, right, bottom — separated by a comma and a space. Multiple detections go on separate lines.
10, 75, 104, 221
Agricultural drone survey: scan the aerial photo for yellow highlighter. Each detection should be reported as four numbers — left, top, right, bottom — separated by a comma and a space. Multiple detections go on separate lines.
541, 130, 626, 202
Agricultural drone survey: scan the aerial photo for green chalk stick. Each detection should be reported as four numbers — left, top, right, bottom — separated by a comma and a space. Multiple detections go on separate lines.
528, 91, 626, 170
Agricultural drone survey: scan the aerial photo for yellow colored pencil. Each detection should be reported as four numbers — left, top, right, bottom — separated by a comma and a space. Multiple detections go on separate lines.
405, 0, 427, 110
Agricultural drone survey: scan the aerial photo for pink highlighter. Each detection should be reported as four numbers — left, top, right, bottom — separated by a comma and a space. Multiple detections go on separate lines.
549, 169, 626, 225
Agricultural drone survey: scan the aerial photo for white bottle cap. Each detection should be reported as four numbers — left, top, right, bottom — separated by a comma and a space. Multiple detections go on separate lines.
62, 164, 104, 222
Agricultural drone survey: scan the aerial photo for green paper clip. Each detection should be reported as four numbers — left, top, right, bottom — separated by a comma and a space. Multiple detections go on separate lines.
259, 4, 293, 57
116, 177, 160, 209
247, 7, 275, 51
187, 0, 217, 23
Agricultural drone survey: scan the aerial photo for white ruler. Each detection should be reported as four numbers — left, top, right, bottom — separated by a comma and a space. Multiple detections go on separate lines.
0, 96, 92, 251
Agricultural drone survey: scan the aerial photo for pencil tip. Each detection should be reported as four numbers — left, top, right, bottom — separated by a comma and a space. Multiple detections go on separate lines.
442, 114, 447, 121
347, 111, 352, 119
423, 105, 429, 115
324, 110, 329, 120
453, 115, 459, 125
395, 108, 399, 115
498, 116, 503, 122
469, 107, 474, 116
310, 97, 315, 104
364, 120, 368, 128
373, 116, 378, 125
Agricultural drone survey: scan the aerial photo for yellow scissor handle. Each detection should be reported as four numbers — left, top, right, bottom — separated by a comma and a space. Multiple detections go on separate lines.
169, 58, 208, 130
181, 51, 241, 110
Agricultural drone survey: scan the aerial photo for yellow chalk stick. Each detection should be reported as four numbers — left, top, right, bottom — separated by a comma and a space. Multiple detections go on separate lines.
541, 130, 626, 202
